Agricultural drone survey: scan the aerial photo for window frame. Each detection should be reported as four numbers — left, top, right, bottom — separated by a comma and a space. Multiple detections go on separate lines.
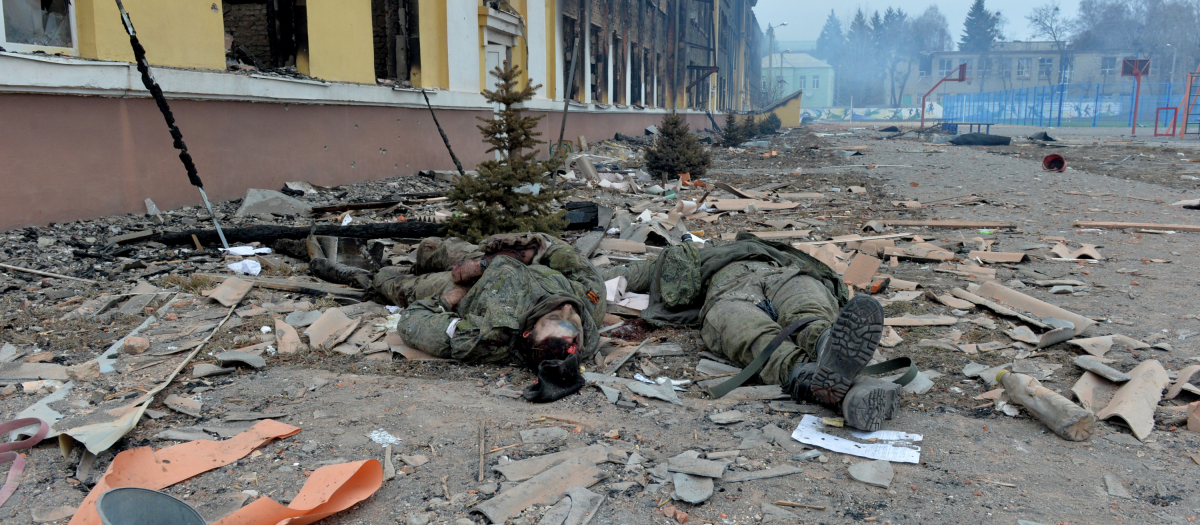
1016, 57, 1032, 78
996, 57, 1012, 78
1100, 56, 1116, 75
1037, 57, 1053, 79
0, 0, 79, 56
812, 75, 819, 89
938, 58, 954, 78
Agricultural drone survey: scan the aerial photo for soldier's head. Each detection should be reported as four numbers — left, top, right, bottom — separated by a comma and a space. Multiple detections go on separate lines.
521, 302, 584, 365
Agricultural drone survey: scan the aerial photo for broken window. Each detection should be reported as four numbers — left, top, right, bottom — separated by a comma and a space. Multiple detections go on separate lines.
590, 23, 606, 103
562, 15, 582, 101
221, 0, 305, 70
613, 33, 624, 104
2, 0, 74, 49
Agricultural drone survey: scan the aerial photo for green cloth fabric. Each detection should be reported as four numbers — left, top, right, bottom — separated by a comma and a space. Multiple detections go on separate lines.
390, 233, 606, 366
603, 237, 849, 385
699, 261, 838, 385
605, 234, 848, 328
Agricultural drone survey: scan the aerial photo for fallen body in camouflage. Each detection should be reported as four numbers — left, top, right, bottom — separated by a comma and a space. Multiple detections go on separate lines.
603, 233, 901, 431
373, 233, 606, 402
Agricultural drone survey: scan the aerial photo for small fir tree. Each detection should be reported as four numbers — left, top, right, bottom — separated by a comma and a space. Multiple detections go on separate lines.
722, 112, 748, 147
758, 112, 782, 135
741, 115, 759, 137
446, 63, 565, 241
645, 112, 711, 184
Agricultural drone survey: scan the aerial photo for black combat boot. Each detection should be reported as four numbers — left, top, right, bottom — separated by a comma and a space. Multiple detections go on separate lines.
782, 295, 884, 407
841, 376, 902, 431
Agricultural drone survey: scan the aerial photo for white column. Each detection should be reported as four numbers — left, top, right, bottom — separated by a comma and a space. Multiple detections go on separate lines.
555, 0, 564, 100
527, 0, 548, 99
606, 34, 613, 104
446, 0, 480, 93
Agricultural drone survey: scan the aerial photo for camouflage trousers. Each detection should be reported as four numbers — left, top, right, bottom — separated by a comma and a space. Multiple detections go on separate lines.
373, 237, 480, 307
700, 261, 839, 385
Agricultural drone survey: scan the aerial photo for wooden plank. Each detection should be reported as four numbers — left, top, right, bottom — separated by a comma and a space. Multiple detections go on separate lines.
774, 193, 826, 200
195, 273, 365, 299
476, 457, 608, 524
879, 220, 1015, 229
968, 251, 1027, 263
1073, 221, 1200, 233
796, 233, 911, 246
709, 199, 799, 211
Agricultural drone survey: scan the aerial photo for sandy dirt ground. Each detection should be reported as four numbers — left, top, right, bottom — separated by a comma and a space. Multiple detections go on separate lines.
1, 123, 1199, 525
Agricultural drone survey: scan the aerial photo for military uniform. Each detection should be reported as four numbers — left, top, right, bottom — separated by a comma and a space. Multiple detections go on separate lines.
603, 234, 849, 385
375, 234, 606, 365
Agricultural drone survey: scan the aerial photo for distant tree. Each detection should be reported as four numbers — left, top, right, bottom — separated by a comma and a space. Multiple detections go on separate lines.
960, 0, 1003, 53
877, 7, 910, 107
843, 9, 883, 105
907, 6, 953, 92
721, 112, 750, 147
1072, 0, 1137, 52
758, 112, 782, 135
1027, 1, 1076, 84
645, 113, 710, 184
961, 0, 1005, 92
814, 10, 846, 64
814, 10, 847, 105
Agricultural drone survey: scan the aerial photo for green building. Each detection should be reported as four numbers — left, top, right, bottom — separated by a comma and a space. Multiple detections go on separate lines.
761, 53, 835, 108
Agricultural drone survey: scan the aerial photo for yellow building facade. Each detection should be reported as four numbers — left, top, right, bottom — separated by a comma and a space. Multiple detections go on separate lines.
1, 0, 760, 111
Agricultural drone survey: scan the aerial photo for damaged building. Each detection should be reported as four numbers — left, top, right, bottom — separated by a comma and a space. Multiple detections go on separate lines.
0, 0, 763, 231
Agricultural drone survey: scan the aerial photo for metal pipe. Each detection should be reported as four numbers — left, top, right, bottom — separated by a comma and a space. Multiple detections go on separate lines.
112, 0, 229, 250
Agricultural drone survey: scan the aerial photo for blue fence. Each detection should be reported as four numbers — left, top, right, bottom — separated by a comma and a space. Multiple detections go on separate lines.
941, 82, 1188, 128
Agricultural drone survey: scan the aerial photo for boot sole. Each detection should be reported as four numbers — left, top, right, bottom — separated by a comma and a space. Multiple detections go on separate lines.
809, 295, 884, 406
843, 381, 901, 431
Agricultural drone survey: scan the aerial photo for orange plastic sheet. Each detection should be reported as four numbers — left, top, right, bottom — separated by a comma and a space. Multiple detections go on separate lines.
70, 420, 301, 525
215, 459, 382, 525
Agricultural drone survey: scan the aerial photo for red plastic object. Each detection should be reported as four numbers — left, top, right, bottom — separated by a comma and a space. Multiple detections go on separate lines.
1042, 154, 1066, 172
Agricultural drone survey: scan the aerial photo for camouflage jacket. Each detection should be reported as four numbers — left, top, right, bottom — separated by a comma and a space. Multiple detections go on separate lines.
396, 234, 606, 364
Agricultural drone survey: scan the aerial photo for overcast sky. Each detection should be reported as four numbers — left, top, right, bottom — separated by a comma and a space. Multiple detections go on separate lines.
754, 0, 1080, 46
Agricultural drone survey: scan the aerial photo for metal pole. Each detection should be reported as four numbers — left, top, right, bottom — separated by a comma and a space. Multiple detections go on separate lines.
113, 0, 228, 250
1132, 73, 1142, 136
767, 25, 774, 104
556, 37, 581, 157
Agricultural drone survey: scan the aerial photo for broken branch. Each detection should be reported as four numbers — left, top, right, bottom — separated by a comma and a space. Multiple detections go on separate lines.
0, 263, 99, 284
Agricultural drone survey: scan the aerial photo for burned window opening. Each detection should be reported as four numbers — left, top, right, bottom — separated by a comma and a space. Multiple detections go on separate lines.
562, 15, 583, 101
589, 23, 605, 103
223, 1, 270, 69
370, 0, 415, 82
3, 0, 72, 48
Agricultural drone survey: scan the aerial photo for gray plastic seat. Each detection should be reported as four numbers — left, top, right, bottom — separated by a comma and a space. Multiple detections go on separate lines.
95, 487, 205, 525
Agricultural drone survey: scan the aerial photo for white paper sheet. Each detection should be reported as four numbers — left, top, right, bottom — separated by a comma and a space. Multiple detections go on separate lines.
227, 260, 262, 276
221, 246, 272, 256
790, 414, 922, 464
